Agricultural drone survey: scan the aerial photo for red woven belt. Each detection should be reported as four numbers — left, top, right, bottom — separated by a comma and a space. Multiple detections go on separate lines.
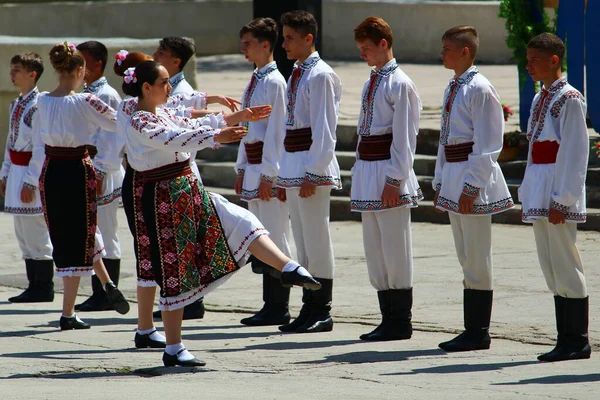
284, 128, 312, 153
532, 141, 559, 164
245, 141, 264, 164
45, 145, 89, 160
358, 133, 393, 161
445, 141, 474, 163
138, 160, 192, 183
9, 150, 32, 166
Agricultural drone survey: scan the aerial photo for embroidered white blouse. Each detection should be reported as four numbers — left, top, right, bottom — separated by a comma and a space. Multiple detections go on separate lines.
0, 87, 43, 187
432, 66, 514, 215
124, 109, 226, 172
350, 59, 423, 212
277, 52, 342, 189
235, 61, 287, 200
519, 77, 588, 223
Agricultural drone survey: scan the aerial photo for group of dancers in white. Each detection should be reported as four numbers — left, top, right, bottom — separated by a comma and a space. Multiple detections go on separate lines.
2, 11, 591, 366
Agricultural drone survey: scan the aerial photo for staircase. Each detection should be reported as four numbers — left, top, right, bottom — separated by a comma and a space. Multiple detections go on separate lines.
198, 125, 600, 231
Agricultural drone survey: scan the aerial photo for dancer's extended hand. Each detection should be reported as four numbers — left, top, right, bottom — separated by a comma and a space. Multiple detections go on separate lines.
224, 106, 272, 126
207, 95, 242, 112
215, 126, 248, 143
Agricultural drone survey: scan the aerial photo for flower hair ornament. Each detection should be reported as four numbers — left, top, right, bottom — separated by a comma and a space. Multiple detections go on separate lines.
123, 67, 137, 84
115, 50, 129, 66
63, 41, 76, 54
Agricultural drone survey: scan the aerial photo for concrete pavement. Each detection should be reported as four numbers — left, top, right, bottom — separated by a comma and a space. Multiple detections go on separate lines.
0, 209, 599, 398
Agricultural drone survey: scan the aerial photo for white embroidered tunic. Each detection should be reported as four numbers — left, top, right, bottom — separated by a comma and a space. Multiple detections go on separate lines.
83, 77, 124, 206
235, 61, 286, 201
433, 66, 514, 215
519, 77, 588, 223
350, 59, 424, 212
124, 109, 225, 172
0, 87, 45, 215
277, 52, 342, 189
170, 71, 195, 96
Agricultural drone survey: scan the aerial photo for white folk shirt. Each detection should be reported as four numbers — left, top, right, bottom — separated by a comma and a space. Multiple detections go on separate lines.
170, 72, 195, 96
0, 87, 45, 215
277, 52, 342, 189
124, 109, 225, 172
432, 66, 514, 215
519, 77, 588, 223
350, 59, 423, 212
235, 61, 286, 201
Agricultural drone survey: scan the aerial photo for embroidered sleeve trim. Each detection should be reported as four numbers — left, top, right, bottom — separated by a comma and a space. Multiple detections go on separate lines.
237, 169, 245, 177
23, 182, 37, 190
435, 183, 442, 192
385, 176, 402, 188
260, 174, 275, 184
550, 199, 569, 213
95, 169, 106, 180
462, 182, 480, 197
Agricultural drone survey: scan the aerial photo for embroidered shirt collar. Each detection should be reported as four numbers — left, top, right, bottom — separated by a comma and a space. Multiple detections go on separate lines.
84, 77, 107, 94
373, 58, 398, 77
543, 76, 567, 93
170, 71, 185, 89
450, 65, 479, 86
19, 87, 39, 103
254, 61, 278, 80
295, 51, 321, 70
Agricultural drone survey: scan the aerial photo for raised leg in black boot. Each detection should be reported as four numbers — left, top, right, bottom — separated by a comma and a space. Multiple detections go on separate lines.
76, 258, 121, 311
361, 288, 412, 341
296, 278, 334, 333
439, 289, 492, 352
539, 296, 591, 362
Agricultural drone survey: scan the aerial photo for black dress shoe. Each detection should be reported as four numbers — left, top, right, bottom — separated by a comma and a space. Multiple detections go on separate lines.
279, 306, 311, 332
135, 330, 167, 349
439, 330, 490, 352
162, 349, 206, 367
538, 341, 591, 362
60, 316, 91, 330
280, 267, 321, 290
295, 315, 334, 333
241, 307, 290, 326
104, 282, 130, 315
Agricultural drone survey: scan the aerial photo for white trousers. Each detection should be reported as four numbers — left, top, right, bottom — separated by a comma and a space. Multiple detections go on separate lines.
533, 219, 587, 298
97, 201, 121, 259
448, 213, 493, 290
362, 207, 413, 291
287, 187, 335, 279
248, 199, 291, 258
13, 215, 53, 260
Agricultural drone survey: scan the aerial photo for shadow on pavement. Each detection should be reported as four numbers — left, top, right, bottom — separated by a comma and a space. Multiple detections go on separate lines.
493, 373, 600, 385
382, 360, 538, 375
296, 348, 445, 365
0, 366, 209, 379
1, 348, 139, 360
210, 339, 360, 354
0, 307, 57, 315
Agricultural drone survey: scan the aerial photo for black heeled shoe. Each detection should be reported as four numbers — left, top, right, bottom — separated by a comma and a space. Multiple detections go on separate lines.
135, 330, 167, 349
104, 282, 130, 315
60, 316, 91, 330
280, 267, 322, 290
162, 349, 206, 367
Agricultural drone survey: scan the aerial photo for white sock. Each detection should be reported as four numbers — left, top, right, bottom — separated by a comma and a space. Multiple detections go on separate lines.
149, 330, 166, 342
137, 327, 156, 335
282, 261, 311, 278
62, 314, 84, 323
165, 342, 194, 361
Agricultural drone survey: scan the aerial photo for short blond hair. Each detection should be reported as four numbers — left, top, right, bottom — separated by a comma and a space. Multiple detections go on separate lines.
442, 26, 478, 59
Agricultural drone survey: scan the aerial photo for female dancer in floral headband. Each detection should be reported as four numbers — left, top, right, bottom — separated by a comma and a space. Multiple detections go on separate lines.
122, 60, 321, 367
33, 42, 130, 330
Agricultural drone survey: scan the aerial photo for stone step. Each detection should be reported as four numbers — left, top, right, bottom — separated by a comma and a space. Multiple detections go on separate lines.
205, 186, 600, 232
198, 161, 600, 208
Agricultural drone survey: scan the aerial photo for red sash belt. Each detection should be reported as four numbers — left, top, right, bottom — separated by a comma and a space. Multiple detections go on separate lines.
445, 142, 474, 163
284, 128, 313, 153
358, 133, 393, 161
9, 150, 32, 166
138, 160, 192, 183
245, 141, 264, 164
45, 145, 89, 160
87, 145, 98, 160
532, 141, 559, 164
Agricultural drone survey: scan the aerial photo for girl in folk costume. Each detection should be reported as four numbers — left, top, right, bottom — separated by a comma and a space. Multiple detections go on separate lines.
122, 61, 320, 367
33, 42, 130, 330
521, 33, 590, 362
277, 10, 342, 334
235, 18, 293, 327
351, 17, 423, 342
433, 26, 514, 352
114, 51, 247, 349
1, 53, 54, 303
74, 41, 124, 312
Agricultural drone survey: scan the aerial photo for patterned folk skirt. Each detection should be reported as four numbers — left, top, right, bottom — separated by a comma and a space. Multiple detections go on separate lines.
39, 146, 106, 276
139, 160, 267, 310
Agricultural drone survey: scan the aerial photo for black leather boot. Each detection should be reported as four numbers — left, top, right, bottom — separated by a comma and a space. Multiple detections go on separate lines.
296, 278, 334, 333
60, 315, 91, 330
8, 259, 35, 303
360, 290, 390, 340
539, 296, 591, 362
537, 296, 565, 361
362, 288, 412, 341
242, 271, 291, 326
439, 289, 492, 352
241, 272, 271, 325
76, 259, 121, 311
279, 287, 312, 332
